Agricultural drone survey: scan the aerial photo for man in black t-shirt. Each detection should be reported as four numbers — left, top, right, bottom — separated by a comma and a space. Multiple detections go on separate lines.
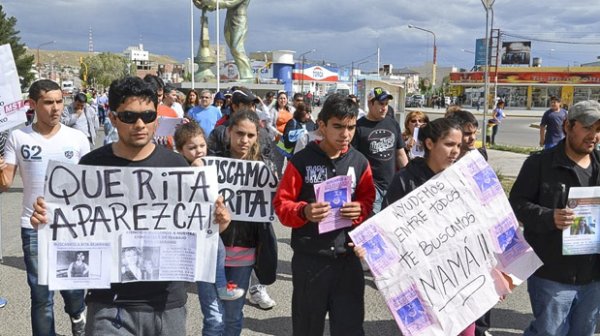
351, 87, 408, 214
31, 77, 231, 335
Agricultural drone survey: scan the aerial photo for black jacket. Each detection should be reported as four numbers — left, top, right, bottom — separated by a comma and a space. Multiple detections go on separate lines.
383, 157, 435, 207
509, 141, 600, 284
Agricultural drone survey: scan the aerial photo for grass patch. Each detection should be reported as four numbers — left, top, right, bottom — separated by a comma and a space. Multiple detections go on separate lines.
488, 144, 539, 155
495, 169, 515, 196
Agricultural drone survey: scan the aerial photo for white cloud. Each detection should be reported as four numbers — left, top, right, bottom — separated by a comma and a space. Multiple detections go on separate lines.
3, 0, 600, 70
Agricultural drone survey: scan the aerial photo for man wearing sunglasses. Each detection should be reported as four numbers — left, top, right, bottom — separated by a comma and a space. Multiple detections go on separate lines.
31, 76, 189, 335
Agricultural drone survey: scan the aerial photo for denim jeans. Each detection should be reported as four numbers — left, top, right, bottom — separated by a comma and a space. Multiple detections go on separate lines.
197, 281, 224, 336
21, 228, 85, 336
196, 238, 228, 336
215, 238, 227, 288
524, 275, 600, 336
372, 185, 386, 215
223, 265, 253, 336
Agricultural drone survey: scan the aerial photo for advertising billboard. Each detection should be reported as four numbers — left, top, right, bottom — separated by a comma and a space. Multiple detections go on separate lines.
474, 38, 488, 66
501, 41, 531, 65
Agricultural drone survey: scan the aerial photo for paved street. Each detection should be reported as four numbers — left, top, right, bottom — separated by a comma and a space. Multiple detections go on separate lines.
0, 133, 597, 335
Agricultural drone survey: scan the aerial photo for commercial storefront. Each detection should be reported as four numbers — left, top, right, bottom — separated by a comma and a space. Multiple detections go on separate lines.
449, 66, 600, 109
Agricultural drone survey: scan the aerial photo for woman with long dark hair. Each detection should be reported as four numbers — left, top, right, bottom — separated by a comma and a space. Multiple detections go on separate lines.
218, 110, 275, 335
183, 89, 200, 114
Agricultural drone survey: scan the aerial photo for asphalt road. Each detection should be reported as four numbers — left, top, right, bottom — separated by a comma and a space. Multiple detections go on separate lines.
0, 131, 596, 336
423, 111, 541, 148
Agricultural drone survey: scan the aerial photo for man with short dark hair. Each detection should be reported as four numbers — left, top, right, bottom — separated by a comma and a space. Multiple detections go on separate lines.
163, 85, 185, 118
540, 96, 568, 149
1, 79, 89, 336
292, 92, 304, 109
351, 87, 408, 214
447, 109, 488, 160
510, 100, 600, 335
61, 92, 99, 146
274, 93, 375, 335
31, 77, 190, 335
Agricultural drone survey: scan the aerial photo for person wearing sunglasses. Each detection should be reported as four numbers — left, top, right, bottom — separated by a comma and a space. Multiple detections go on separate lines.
187, 89, 222, 136
30, 76, 231, 335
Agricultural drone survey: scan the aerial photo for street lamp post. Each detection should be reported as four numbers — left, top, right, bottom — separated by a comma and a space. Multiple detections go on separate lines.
351, 60, 368, 95
298, 49, 316, 94
481, 0, 495, 147
36, 40, 55, 79
408, 25, 437, 90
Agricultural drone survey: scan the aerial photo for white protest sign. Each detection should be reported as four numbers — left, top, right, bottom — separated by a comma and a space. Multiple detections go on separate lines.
39, 161, 220, 289
349, 151, 542, 336
156, 116, 184, 137
0, 44, 28, 132
202, 156, 278, 222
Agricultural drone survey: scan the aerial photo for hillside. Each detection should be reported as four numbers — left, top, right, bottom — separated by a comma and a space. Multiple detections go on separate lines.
26, 48, 180, 67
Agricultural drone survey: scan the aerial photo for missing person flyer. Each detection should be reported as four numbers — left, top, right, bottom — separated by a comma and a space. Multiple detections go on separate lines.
314, 175, 352, 234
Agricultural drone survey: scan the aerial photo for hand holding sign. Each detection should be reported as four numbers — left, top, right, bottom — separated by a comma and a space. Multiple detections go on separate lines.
214, 195, 231, 232
554, 207, 575, 230
304, 202, 331, 222
31, 196, 48, 228
339, 201, 362, 221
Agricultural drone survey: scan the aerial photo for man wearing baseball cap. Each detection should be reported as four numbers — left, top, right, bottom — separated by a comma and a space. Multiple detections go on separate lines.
351, 87, 408, 214
208, 87, 273, 164
510, 100, 600, 335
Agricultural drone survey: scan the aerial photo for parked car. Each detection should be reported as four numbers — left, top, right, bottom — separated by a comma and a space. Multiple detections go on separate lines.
406, 94, 425, 107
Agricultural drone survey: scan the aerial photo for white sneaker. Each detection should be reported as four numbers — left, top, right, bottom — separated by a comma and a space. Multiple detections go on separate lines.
248, 285, 276, 310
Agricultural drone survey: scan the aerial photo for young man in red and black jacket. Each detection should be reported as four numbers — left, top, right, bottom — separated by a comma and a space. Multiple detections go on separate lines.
273, 94, 375, 336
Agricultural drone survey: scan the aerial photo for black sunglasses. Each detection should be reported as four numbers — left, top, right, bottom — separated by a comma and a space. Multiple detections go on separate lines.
113, 110, 157, 124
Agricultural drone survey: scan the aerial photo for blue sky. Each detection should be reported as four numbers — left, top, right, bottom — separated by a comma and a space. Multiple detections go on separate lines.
3, 0, 600, 71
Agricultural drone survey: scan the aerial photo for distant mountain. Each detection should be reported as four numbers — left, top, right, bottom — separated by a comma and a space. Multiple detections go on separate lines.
25, 48, 180, 67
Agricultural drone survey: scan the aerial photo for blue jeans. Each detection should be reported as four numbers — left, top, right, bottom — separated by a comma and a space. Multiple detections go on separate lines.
372, 185, 386, 215
21, 228, 85, 336
196, 239, 227, 336
215, 238, 227, 288
223, 265, 253, 336
524, 275, 600, 336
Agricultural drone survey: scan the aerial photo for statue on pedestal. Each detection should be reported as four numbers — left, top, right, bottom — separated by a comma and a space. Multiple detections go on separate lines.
193, 0, 253, 82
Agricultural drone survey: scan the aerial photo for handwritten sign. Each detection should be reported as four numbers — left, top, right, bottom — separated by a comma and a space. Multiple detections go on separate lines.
202, 156, 278, 222
0, 44, 28, 132
349, 151, 542, 336
38, 161, 220, 289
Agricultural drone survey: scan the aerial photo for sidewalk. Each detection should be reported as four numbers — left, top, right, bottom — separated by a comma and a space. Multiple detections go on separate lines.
406, 106, 546, 118
487, 148, 528, 179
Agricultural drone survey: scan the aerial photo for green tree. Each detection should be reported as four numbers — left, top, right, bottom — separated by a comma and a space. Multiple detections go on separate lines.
81, 52, 130, 88
0, 5, 35, 91
418, 78, 432, 94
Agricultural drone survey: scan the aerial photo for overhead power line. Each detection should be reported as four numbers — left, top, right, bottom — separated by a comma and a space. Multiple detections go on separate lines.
502, 32, 600, 45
